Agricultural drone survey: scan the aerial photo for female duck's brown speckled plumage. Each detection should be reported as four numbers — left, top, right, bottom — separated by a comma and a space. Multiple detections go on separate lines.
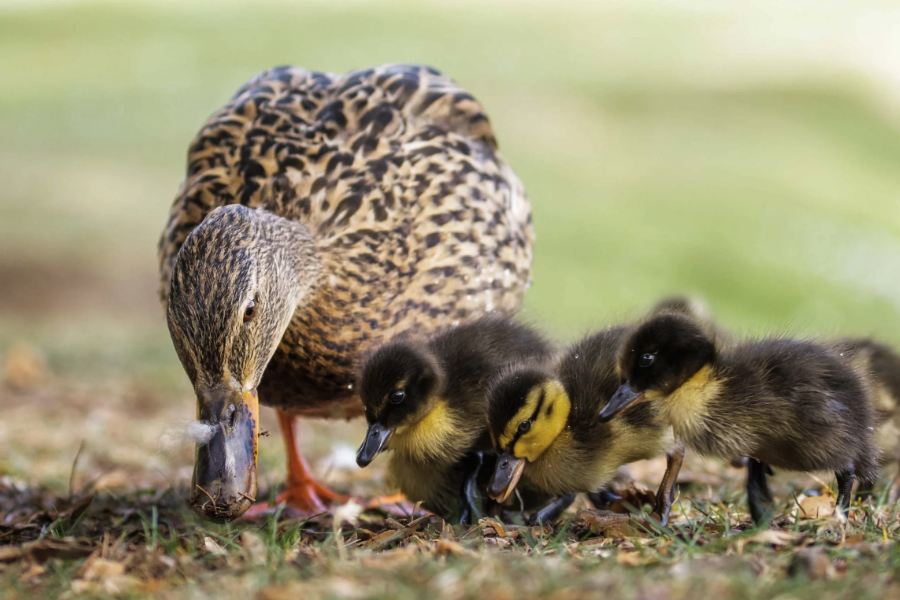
158, 64, 534, 520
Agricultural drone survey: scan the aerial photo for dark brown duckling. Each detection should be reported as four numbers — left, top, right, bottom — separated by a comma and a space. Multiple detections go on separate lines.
599, 313, 879, 524
356, 315, 554, 521
839, 338, 900, 501
656, 296, 900, 501
485, 326, 683, 525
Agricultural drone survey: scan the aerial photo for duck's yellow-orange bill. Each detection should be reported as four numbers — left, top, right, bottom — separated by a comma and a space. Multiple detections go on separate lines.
190, 386, 259, 522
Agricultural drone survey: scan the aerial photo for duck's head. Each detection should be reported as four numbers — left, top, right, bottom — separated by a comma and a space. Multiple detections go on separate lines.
166, 204, 319, 521
599, 314, 714, 422
484, 365, 571, 502
356, 341, 444, 467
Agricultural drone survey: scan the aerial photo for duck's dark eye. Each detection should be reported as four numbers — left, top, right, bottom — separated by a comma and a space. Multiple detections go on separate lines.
518, 420, 532, 434
243, 299, 256, 323
639, 353, 655, 367
390, 390, 405, 404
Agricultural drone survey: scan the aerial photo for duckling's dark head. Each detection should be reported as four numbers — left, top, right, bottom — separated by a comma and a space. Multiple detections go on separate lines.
599, 314, 715, 422
166, 204, 320, 521
355, 340, 444, 467
485, 365, 571, 502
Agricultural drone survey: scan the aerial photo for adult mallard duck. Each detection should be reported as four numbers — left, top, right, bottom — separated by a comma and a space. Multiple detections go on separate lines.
158, 64, 533, 521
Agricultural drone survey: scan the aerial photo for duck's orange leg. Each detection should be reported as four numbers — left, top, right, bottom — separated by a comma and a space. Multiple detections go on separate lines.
245, 410, 347, 518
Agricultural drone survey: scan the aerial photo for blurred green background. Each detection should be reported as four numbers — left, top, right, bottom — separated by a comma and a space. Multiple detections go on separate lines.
2, 0, 900, 487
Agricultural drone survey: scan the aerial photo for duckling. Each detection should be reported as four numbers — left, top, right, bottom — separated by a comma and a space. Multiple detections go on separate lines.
356, 315, 554, 521
485, 326, 683, 525
655, 297, 900, 501
159, 64, 535, 521
598, 313, 879, 524
834, 338, 900, 502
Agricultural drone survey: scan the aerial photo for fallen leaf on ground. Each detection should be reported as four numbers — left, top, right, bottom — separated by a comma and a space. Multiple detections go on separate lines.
479, 517, 508, 538
571, 510, 642, 539
617, 551, 656, 567
23, 537, 95, 563
746, 530, 797, 546
799, 495, 835, 519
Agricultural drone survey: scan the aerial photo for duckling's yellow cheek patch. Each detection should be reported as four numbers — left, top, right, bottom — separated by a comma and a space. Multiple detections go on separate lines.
508, 381, 571, 462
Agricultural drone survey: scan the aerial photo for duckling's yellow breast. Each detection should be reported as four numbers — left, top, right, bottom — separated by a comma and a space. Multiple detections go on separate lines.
388, 400, 475, 465
659, 365, 722, 442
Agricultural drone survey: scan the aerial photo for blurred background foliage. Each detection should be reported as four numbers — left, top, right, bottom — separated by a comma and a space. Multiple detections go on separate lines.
2, 0, 900, 488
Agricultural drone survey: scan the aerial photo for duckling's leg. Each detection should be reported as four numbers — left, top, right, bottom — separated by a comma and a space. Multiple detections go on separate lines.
458, 452, 486, 525
650, 445, 685, 526
527, 493, 577, 526
835, 464, 855, 510
746, 458, 774, 526
246, 410, 348, 518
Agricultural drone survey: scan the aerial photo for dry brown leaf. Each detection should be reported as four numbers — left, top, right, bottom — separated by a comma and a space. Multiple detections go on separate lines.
79, 557, 126, 581
572, 510, 641, 539
432, 539, 476, 558
799, 495, 835, 519
746, 529, 797, 546
478, 517, 508, 538
363, 514, 432, 550
23, 537, 95, 563
21, 562, 46, 581
617, 551, 656, 567
0, 547, 22, 563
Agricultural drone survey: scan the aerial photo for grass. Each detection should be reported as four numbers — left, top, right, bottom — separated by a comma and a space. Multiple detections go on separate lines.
3, 0, 900, 598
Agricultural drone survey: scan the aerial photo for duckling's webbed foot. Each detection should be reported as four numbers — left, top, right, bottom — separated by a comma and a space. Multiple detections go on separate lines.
587, 488, 621, 510
835, 464, 855, 510
527, 492, 577, 526
747, 458, 774, 526
650, 445, 685, 526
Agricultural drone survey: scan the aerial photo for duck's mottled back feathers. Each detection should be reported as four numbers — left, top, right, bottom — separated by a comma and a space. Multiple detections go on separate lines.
159, 63, 530, 305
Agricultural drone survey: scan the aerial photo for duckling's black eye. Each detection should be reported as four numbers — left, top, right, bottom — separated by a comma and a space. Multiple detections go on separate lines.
639, 353, 655, 367
518, 420, 532, 434
390, 390, 406, 404
243, 299, 256, 323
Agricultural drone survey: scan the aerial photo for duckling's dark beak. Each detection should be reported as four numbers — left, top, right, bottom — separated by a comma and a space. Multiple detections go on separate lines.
598, 383, 644, 422
356, 422, 393, 467
189, 385, 259, 522
487, 451, 526, 503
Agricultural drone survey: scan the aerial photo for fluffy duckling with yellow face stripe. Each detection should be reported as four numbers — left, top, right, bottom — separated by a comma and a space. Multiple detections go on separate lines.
485, 326, 683, 525
356, 315, 553, 521
599, 313, 879, 524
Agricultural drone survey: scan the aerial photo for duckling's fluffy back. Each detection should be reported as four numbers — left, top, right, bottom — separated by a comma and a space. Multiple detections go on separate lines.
702, 338, 878, 481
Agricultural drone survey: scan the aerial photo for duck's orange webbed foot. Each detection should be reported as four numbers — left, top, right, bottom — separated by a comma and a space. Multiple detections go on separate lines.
244, 410, 349, 520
